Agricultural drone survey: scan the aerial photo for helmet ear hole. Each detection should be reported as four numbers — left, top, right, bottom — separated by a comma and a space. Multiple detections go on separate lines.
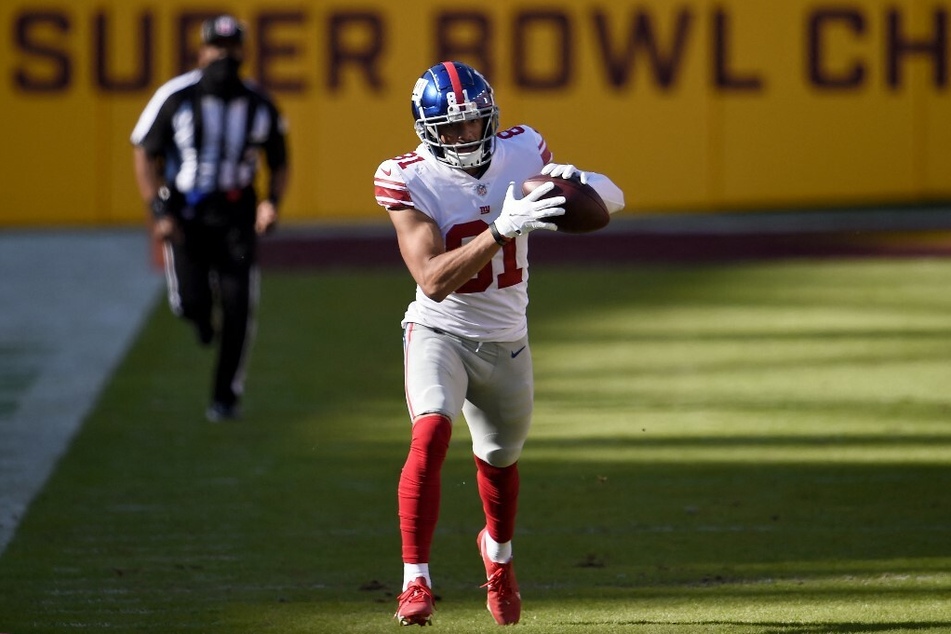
410, 61, 499, 169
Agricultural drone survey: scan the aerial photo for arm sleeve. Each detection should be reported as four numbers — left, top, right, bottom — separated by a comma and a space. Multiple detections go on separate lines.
585, 172, 625, 214
263, 103, 289, 170
131, 98, 173, 157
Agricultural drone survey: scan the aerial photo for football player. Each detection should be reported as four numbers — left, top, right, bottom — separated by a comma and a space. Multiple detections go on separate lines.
373, 61, 624, 626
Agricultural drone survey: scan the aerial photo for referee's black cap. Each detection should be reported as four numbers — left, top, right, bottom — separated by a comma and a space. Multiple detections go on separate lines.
201, 15, 245, 46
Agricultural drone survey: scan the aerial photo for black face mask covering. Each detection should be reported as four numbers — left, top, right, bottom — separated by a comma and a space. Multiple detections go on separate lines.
201, 56, 243, 97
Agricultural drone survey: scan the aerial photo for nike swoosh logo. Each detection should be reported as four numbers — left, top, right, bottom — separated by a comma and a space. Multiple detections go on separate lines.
382, 167, 392, 176
511, 346, 526, 358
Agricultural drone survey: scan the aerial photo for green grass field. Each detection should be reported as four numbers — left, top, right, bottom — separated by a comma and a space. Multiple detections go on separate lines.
1, 259, 950, 633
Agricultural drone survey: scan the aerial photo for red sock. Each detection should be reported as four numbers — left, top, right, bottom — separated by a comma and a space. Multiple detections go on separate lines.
475, 456, 520, 543
398, 414, 452, 563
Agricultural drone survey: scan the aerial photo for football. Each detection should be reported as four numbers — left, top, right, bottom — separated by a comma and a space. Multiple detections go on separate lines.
521, 174, 610, 234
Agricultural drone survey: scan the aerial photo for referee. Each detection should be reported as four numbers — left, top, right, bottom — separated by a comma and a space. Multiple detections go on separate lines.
131, 14, 290, 422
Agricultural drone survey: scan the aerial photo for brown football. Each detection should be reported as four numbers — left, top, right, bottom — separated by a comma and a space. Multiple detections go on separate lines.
521, 174, 610, 234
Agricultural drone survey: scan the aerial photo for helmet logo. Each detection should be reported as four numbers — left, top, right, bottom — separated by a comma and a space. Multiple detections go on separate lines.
412, 78, 428, 102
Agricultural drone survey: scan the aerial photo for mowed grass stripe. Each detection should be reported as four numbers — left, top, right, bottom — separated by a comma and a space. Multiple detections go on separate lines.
0, 260, 949, 633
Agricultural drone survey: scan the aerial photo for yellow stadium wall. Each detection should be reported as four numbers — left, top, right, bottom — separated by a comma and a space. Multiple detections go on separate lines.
2, 0, 951, 227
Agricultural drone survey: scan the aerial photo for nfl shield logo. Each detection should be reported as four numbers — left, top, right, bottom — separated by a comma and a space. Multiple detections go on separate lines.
476, 184, 487, 197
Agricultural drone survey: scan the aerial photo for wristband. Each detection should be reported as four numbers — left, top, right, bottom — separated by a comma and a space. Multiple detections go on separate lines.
489, 222, 511, 246
150, 186, 171, 220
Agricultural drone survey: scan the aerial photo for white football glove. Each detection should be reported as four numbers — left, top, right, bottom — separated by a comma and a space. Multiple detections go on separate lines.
493, 181, 566, 238
542, 162, 589, 185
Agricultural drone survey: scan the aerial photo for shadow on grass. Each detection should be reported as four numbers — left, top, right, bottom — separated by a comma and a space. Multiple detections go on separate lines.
2, 266, 951, 632
563, 622, 951, 633
529, 434, 951, 449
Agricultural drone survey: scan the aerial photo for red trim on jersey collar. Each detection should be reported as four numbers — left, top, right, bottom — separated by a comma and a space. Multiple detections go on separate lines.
442, 61, 465, 104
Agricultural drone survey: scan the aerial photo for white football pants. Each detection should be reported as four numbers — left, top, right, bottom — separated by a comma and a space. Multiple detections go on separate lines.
402, 322, 534, 467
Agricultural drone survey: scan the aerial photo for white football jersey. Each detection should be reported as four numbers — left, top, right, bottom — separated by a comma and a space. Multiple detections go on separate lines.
374, 125, 553, 341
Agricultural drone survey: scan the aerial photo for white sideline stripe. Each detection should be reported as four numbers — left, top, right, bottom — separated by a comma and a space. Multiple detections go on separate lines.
0, 229, 162, 555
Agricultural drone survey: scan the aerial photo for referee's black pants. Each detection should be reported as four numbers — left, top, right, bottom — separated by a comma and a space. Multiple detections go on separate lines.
164, 190, 258, 410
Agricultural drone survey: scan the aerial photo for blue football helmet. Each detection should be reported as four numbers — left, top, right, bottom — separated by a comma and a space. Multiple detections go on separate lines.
411, 61, 500, 169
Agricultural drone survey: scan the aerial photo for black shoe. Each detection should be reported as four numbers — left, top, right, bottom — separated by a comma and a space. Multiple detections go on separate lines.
206, 402, 240, 422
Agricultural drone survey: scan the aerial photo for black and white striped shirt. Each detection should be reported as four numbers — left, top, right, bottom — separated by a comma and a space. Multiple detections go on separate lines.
131, 70, 287, 206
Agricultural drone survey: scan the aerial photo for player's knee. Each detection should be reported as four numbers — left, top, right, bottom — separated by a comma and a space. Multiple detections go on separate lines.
411, 413, 452, 455
479, 444, 522, 468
